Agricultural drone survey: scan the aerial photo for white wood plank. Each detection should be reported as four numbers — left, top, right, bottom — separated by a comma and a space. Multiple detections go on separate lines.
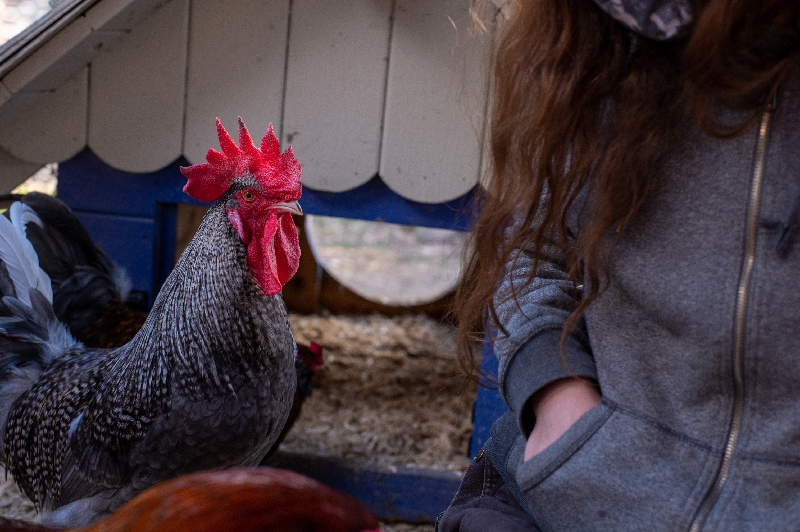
89, 0, 188, 173
282, 0, 393, 192
0, 68, 88, 164
380, 0, 490, 203
0, 147, 40, 194
183, 0, 289, 165
0, 91, 45, 132
2, 17, 92, 93
85, 0, 170, 31
3, 28, 126, 94
1, 0, 167, 95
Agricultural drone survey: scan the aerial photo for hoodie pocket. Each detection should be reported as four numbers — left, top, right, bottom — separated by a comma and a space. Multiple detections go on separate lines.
516, 402, 613, 489
515, 403, 714, 532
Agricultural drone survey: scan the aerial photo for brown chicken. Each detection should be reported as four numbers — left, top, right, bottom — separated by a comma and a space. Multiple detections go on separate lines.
0, 468, 380, 532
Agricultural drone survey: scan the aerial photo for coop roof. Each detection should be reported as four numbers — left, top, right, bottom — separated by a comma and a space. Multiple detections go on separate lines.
0, 0, 491, 203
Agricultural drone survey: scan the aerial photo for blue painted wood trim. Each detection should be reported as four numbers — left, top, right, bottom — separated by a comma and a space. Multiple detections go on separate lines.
266, 451, 461, 523
300, 175, 476, 231
153, 203, 178, 297
57, 150, 204, 217
57, 149, 477, 229
469, 338, 509, 458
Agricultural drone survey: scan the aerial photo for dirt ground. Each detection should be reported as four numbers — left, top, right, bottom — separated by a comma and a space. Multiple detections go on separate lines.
0, 312, 476, 530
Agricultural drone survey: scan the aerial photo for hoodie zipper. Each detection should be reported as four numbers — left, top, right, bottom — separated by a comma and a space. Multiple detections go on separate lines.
688, 107, 773, 532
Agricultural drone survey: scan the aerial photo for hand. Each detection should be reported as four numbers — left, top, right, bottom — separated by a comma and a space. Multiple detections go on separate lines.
523, 377, 601, 462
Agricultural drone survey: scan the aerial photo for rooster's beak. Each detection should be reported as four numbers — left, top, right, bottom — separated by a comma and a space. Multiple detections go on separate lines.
269, 201, 302, 216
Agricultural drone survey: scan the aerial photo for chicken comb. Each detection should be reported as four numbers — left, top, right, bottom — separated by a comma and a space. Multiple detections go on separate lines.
180, 118, 302, 203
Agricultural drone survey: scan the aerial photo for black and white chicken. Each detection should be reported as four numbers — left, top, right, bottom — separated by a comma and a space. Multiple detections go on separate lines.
0, 118, 302, 528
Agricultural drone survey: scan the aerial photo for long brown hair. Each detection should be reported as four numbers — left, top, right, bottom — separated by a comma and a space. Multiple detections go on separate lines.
456, 0, 800, 377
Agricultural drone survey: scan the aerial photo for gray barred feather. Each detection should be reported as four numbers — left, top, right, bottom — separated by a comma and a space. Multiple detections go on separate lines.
3, 193, 296, 526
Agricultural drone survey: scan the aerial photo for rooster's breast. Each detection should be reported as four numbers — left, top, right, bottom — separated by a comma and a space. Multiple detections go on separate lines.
128, 359, 295, 483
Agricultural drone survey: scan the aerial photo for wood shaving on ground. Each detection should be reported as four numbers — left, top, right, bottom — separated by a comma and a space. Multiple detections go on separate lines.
0, 467, 37, 522
0, 313, 478, 526
283, 312, 478, 472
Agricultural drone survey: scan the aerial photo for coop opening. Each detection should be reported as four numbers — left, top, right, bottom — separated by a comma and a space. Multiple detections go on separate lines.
304, 215, 467, 307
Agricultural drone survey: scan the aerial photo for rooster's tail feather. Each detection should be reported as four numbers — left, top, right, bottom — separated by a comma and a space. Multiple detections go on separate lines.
0, 203, 52, 305
10, 193, 135, 340
0, 205, 78, 458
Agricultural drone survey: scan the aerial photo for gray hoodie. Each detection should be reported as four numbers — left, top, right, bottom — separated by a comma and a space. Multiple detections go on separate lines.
492, 60, 800, 531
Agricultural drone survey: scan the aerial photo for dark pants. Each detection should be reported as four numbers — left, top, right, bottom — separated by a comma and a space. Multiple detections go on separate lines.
437, 412, 540, 532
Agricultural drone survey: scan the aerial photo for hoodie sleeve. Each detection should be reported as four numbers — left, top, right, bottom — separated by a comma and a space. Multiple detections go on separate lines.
493, 225, 598, 437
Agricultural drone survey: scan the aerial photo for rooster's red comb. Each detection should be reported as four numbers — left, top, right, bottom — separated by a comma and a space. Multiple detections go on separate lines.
180, 118, 302, 203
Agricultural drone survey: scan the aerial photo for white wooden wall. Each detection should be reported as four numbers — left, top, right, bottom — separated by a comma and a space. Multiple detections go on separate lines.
0, 0, 494, 203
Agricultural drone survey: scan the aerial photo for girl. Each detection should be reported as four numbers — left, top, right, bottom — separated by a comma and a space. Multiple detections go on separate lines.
442, 1, 800, 530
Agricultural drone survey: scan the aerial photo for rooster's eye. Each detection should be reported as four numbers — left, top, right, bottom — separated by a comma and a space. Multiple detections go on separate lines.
242, 190, 256, 203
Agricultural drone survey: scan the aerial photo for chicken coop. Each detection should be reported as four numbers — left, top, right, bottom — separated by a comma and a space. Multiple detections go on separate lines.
0, 0, 507, 525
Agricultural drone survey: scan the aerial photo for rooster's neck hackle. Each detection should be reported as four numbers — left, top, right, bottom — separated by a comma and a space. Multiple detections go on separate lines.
136, 199, 293, 394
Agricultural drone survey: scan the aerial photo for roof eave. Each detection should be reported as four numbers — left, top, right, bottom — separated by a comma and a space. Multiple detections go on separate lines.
0, 0, 102, 79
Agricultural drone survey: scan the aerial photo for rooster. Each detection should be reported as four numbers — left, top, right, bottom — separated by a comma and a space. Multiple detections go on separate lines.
0, 118, 303, 528
4, 192, 325, 460
0, 468, 381, 532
